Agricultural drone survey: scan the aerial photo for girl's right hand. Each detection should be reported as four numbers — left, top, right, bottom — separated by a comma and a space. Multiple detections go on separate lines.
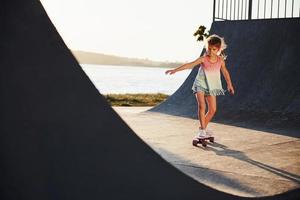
227, 84, 235, 95
165, 69, 176, 75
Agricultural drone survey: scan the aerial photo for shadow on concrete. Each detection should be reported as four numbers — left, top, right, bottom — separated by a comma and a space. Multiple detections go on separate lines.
154, 141, 300, 197
197, 142, 300, 185
155, 147, 262, 197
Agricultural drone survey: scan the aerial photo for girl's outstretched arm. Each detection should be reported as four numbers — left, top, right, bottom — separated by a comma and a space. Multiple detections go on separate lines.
220, 58, 235, 95
165, 56, 204, 75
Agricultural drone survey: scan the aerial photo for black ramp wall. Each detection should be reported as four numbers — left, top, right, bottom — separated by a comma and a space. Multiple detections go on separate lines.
1, 0, 299, 199
151, 19, 300, 129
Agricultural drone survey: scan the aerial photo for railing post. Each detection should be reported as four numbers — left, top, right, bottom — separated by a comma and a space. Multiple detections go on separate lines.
248, 0, 252, 19
213, 0, 216, 22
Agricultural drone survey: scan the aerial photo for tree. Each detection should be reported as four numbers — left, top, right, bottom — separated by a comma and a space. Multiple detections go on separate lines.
193, 25, 209, 42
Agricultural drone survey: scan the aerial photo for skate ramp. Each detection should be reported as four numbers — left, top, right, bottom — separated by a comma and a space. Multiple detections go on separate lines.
150, 19, 300, 130
1, 0, 299, 199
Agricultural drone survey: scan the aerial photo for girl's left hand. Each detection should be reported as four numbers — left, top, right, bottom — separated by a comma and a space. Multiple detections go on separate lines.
227, 85, 235, 95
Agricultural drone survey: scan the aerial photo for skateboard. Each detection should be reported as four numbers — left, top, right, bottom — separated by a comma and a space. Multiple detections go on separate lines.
192, 135, 214, 147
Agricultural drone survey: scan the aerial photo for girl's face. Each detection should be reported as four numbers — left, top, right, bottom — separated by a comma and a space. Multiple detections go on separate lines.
208, 45, 220, 56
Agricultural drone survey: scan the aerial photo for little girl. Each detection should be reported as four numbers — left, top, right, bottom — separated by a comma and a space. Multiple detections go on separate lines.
165, 34, 235, 141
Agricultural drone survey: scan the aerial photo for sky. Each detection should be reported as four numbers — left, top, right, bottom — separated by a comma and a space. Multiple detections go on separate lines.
40, 0, 213, 62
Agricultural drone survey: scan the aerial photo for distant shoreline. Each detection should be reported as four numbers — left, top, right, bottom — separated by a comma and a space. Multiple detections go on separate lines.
71, 50, 183, 68
81, 63, 174, 69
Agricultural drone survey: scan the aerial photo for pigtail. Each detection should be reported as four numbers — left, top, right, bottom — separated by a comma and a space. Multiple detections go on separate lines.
216, 35, 227, 60
219, 50, 227, 60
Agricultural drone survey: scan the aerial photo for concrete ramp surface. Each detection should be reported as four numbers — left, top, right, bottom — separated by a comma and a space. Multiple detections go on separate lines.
1, 0, 299, 199
151, 19, 300, 130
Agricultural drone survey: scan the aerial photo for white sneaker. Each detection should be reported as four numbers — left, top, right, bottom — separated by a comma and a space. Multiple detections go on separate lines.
206, 129, 214, 136
196, 129, 207, 138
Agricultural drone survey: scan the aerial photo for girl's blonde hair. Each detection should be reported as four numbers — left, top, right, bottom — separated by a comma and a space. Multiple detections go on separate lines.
204, 34, 227, 59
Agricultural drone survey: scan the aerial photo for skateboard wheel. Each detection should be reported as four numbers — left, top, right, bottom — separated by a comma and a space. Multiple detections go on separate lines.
209, 138, 214, 143
199, 139, 206, 147
192, 139, 198, 146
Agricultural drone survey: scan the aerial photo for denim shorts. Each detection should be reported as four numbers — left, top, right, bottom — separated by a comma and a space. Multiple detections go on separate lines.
192, 69, 209, 95
192, 84, 210, 95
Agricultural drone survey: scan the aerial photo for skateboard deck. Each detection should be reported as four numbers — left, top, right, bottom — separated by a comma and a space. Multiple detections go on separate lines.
192, 135, 214, 147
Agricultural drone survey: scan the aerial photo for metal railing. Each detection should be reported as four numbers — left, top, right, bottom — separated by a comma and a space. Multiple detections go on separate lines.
213, 0, 300, 21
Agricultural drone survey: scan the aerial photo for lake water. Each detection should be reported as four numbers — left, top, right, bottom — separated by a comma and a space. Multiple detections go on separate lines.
81, 64, 191, 95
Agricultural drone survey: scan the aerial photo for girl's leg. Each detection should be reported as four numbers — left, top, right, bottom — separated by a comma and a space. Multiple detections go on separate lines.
195, 92, 206, 129
204, 95, 217, 128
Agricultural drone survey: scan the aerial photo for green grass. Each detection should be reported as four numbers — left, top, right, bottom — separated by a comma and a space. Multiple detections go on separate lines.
104, 93, 169, 106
